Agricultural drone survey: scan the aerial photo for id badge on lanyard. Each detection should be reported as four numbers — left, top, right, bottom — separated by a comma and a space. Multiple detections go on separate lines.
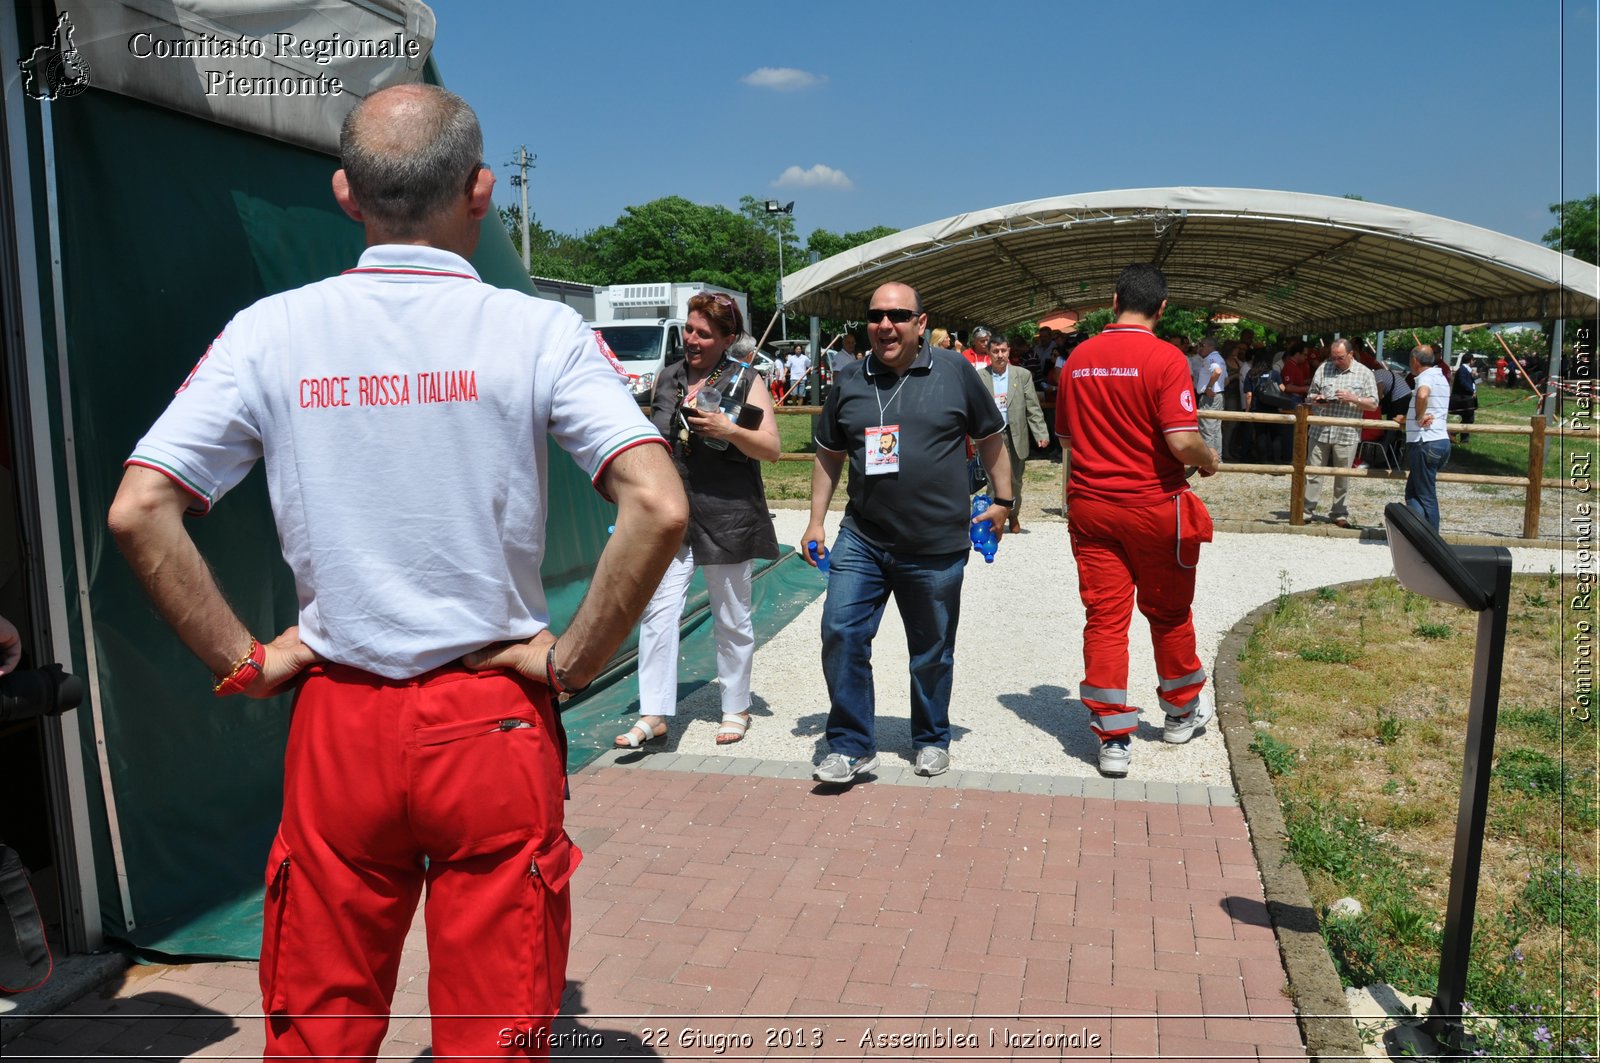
865, 424, 900, 475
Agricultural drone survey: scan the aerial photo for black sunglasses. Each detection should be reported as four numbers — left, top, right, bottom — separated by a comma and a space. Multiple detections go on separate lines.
867, 308, 918, 324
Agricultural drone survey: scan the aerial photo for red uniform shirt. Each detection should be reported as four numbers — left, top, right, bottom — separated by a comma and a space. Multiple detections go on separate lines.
1055, 323, 1198, 506
1280, 356, 1312, 394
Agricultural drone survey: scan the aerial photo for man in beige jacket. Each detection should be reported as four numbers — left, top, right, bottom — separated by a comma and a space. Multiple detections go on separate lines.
982, 337, 1049, 532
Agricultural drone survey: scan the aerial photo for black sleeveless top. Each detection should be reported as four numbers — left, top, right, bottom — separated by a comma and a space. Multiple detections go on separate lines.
649, 360, 779, 566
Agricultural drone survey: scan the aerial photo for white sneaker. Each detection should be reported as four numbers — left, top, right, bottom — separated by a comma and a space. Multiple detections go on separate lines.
914, 746, 950, 776
1163, 692, 1215, 744
813, 753, 878, 784
1098, 739, 1131, 777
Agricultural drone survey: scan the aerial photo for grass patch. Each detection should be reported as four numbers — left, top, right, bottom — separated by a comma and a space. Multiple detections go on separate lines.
1239, 574, 1597, 1058
1446, 390, 1568, 481
1250, 731, 1297, 776
1297, 642, 1360, 664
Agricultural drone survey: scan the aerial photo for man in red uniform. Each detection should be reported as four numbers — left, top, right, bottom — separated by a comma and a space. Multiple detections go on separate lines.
109, 85, 688, 1058
1055, 264, 1219, 778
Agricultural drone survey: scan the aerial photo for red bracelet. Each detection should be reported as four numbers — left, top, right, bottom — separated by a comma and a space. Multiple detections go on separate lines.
213, 638, 265, 696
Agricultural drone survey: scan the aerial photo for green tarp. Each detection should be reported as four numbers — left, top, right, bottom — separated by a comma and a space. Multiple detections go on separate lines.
47, 85, 820, 959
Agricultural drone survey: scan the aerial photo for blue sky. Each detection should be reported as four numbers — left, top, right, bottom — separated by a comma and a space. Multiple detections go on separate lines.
427, 1, 1597, 249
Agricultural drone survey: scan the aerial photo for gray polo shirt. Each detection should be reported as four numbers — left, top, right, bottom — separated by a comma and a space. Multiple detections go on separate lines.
815, 345, 1004, 555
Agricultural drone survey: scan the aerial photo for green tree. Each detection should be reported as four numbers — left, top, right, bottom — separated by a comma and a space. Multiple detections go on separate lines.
806, 225, 898, 262
1542, 194, 1598, 265
1078, 307, 1114, 336
499, 206, 607, 284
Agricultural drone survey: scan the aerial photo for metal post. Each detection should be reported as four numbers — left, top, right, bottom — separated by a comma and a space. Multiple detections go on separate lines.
809, 313, 821, 405
1423, 552, 1512, 1053
1443, 324, 1455, 368
1540, 319, 1565, 423
764, 200, 795, 342
1376, 330, 1385, 361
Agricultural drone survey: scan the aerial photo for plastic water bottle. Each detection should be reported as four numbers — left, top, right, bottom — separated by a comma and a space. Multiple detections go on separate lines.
694, 386, 729, 450
969, 495, 999, 563
807, 540, 830, 575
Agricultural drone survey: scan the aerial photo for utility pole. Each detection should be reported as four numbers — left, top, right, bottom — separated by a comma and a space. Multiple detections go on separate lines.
508, 146, 535, 275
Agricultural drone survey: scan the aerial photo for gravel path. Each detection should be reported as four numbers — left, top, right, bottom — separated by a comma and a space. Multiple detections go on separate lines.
652, 507, 1570, 786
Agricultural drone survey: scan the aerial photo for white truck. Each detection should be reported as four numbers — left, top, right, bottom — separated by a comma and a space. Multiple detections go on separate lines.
587, 282, 750, 401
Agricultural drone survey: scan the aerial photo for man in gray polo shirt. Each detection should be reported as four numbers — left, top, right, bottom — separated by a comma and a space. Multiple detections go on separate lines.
800, 282, 1011, 783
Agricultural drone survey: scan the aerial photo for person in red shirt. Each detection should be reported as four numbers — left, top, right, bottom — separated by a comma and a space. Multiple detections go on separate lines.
1055, 264, 1219, 778
961, 326, 992, 368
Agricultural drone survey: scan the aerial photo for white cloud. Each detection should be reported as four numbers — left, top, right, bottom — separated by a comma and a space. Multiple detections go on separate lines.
773, 164, 854, 191
741, 67, 826, 91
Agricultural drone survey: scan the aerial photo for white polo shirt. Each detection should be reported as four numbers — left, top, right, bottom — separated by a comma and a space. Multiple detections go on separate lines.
128, 245, 663, 679
1406, 365, 1452, 444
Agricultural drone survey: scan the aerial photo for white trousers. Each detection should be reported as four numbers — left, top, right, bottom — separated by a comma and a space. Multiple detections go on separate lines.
636, 544, 755, 718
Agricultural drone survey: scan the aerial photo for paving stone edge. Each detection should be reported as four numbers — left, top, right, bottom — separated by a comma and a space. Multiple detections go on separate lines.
1216, 585, 1369, 1062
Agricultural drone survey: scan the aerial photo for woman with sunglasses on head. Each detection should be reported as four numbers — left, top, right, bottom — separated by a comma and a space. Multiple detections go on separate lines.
617, 292, 781, 750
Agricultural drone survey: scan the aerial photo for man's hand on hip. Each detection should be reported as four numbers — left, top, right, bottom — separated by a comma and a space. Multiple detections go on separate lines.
462, 629, 559, 684
244, 626, 324, 699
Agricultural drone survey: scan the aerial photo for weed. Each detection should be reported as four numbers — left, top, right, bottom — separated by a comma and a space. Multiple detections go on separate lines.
1545, 564, 1558, 589
1316, 586, 1338, 602
1521, 860, 1599, 942
1298, 642, 1359, 664
1250, 732, 1297, 776
1376, 713, 1404, 746
1377, 899, 1433, 945
1274, 569, 1293, 615
1495, 747, 1565, 797
1499, 706, 1562, 741
1413, 621, 1452, 640
1381, 778, 1399, 795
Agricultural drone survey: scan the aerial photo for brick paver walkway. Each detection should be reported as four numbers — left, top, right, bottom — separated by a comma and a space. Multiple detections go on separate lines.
4, 754, 1307, 1060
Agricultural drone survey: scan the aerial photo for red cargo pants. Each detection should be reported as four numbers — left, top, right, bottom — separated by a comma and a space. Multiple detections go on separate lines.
260, 663, 579, 1061
1068, 492, 1210, 738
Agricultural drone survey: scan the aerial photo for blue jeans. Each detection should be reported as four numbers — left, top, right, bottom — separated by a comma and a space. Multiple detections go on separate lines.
819, 526, 967, 758
1405, 438, 1451, 532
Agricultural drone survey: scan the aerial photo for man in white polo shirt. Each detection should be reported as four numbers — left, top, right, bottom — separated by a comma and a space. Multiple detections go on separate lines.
108, 84, 686, 1060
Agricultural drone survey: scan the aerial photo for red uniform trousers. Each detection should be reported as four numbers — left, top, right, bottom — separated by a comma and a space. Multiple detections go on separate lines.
260, 664, 579, 1061
1068, 493, 1208, 738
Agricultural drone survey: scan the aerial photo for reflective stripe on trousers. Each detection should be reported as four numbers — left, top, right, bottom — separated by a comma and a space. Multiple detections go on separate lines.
1070, 492, 1207, 738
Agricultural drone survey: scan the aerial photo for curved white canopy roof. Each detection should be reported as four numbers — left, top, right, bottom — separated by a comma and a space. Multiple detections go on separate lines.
783, 188, 1599, 334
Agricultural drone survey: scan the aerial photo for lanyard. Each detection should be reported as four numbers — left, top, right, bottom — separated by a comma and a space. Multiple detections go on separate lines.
873, 365, 914, 425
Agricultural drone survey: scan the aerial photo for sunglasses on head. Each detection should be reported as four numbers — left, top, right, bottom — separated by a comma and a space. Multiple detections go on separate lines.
867, 308, 918, 324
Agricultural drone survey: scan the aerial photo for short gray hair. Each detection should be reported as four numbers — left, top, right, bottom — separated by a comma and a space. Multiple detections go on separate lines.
1328, 338, 1352, 355
1412, 346, 1438, 367
340, 85, 483, 236
971, 326, 992, 343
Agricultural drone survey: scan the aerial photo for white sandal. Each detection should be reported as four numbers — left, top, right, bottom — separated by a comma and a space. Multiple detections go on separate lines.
715, 713, 751, 745
614, 718, 667, 749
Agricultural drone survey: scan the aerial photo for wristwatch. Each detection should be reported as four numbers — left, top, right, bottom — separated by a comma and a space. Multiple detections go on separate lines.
992, 497, 1016, 510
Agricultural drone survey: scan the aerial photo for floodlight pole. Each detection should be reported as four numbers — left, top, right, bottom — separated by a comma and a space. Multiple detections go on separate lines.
764, 200, 795, 340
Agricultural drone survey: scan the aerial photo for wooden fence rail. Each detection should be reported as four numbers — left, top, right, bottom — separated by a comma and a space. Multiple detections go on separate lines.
770, 405, 1597, 540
